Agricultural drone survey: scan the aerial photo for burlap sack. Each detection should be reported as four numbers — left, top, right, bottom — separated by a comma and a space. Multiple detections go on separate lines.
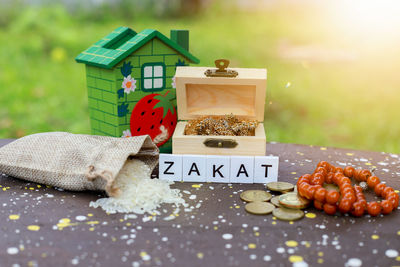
0, 132, 159, 196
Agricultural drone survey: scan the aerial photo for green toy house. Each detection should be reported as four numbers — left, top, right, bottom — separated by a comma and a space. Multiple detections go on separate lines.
76, 27, 199, 152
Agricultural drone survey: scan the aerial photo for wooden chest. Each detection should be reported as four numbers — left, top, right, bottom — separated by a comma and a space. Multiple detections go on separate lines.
172, 60, 267, 156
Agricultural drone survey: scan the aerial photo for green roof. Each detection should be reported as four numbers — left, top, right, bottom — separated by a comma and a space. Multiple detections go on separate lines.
75, 27, 199, 69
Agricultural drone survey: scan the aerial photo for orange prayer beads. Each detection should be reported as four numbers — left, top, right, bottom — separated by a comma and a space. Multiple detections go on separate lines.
297, 161, 399, 217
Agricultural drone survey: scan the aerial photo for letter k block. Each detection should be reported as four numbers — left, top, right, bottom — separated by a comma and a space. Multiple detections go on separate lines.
206, 155, 230, 183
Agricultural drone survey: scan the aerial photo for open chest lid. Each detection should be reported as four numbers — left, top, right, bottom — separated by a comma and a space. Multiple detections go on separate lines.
175, 60, 267, 122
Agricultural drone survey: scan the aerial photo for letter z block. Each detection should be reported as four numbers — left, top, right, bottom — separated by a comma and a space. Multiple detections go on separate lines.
158, 154, 183, 182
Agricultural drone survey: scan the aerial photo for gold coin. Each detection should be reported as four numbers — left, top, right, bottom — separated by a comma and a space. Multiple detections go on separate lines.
240, 190, 272, 202
273, 207, 304, 221
245, 201, 275, 215
266, 182, 294, 193
270, 196, 282, 207
323, 183, 339, 192
279, 192, 310, 209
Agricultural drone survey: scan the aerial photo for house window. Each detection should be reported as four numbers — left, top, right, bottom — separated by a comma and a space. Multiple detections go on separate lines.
141, 63, 165, 91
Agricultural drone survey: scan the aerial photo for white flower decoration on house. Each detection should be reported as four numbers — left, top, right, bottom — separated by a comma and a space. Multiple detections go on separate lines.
121, 129, 132, 138
171, 76, 176, 89
122, 75, 137, 94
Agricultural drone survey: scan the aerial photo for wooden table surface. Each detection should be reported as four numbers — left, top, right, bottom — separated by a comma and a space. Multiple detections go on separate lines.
0, 139, 399, 267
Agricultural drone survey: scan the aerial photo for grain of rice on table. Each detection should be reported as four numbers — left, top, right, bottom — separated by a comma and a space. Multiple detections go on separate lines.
90, 159, 185, 214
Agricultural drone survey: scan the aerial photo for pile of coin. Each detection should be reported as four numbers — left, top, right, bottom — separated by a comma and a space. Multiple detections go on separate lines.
240, 181, 310, 221
240, 190, 275, 215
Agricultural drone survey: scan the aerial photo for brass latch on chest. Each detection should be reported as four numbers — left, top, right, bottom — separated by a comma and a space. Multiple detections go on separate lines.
204, 59, 238, 78
203, 138, 238, 148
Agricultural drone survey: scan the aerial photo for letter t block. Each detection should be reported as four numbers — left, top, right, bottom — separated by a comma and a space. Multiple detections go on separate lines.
254, 156, 279, 184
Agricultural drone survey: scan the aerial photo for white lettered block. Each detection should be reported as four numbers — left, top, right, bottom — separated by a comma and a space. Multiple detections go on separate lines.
206, 155, 230, 183
230, 156, 254, 183
159, 154, 182, 182
254, 156, 279, 184
182, 155, 206, 182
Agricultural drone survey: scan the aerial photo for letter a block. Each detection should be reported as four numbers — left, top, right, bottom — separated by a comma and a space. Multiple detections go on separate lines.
254, 156, 279, 184
230, 156, 254, 183
182, 155, 206, 182
159, 154, 183, 182
206, 155, 230, 183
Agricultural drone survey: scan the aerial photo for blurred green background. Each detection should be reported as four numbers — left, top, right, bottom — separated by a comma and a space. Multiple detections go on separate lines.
1, 0, 399, 153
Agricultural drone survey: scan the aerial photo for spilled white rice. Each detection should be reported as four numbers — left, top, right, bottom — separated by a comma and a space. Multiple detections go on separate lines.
89, 159, 185, 214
